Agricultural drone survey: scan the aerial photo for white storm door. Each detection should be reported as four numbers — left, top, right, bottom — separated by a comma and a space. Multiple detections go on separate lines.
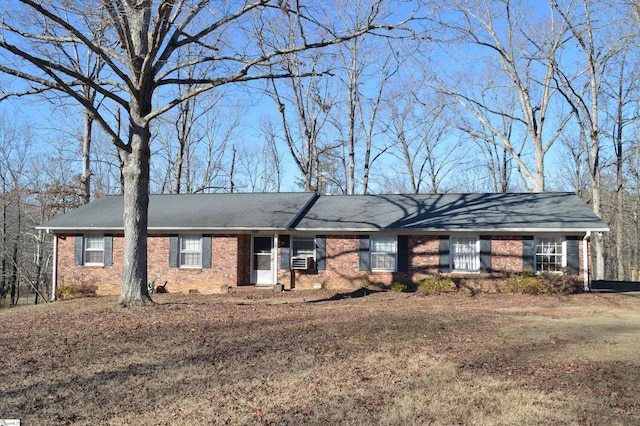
252, 236, 274, 285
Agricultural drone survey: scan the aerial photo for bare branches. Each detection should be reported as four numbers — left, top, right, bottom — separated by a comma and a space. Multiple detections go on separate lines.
18, 0, 132, 87
428, 0, 574, 192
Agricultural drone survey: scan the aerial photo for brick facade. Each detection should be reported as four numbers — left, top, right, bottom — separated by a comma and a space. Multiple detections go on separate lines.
57, 234, 244, 295
279, 235, 589, 291
55, 233, 590, 296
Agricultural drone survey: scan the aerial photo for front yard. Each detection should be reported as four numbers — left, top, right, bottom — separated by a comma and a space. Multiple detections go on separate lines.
1, 290, 638, 424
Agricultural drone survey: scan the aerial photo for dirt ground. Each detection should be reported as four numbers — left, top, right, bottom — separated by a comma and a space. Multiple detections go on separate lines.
1, 289, 639, 425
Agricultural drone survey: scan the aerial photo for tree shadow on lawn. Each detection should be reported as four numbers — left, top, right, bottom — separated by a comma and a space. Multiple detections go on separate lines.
308, 287, 383, 302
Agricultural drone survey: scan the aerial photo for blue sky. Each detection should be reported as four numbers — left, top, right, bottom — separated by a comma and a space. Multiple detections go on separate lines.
0, 0, 635, 196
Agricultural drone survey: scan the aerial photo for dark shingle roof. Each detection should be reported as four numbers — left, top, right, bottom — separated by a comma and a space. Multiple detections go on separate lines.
39, 192, 608, 234
294, 193, 608, 233
39, 192, 317, 232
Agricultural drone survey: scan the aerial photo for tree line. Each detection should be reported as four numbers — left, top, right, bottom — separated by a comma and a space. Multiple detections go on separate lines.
0, 0, 638, 306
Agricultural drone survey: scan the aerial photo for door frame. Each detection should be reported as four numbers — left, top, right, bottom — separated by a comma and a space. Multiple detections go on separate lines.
251, 235, 276, 285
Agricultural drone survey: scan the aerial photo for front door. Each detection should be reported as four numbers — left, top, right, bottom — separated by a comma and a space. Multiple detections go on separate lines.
252, 236, 274, 285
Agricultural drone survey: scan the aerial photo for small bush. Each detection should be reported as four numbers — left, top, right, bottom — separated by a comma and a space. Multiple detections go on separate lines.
418, 276, 456, 294
507, 270, 582, 295
56, 283, 98, 300
539, 271, 582, 294
506, 273, 546, 294
390, 282, 407, 292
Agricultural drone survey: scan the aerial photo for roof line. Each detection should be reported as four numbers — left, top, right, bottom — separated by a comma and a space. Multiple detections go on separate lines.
293, 227, 611, 233
39, 226, 610, 234
286, 193, 320, 230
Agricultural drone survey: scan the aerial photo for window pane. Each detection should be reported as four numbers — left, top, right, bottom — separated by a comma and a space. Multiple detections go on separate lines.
536, 237, 563, 272
254, 237, 272, 254
293, 237, 315, 258
85, 250, 103, 264
254, 254, 271, 270
371, 238, 395, 252
451, 237, 479, 271
181, 252, 202, 267
84, 235, 104, 264
372, 253, 395, 270
371, 237, 396, 270
180, 235, 202, 267
85, 236, 104, 250
181, 235, 201, 251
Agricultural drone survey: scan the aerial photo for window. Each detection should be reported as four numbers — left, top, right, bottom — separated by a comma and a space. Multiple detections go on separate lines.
451, 236, 479, 272
284, 235, 326, 270
371, 236, 397, 271
84, 235, 105, 265
536, 237, 564, 273
180, 235, 202, 268
292, 236, 315, 259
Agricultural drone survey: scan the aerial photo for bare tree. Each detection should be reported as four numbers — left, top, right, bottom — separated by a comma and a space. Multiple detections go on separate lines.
256, 118, 283, 192
0, 4, 109, 205
1, 0, 412, 305
627, 0, 640, 28
235, 141, 283, 193
383, 87, 461, 193
628, 125, 640, 278
152, 90, 240, 194
0, 121, 36, 306
608, 60, 637, 279
433, 0, 572, 192
558, 134, 590, 197
600, 23, 639, 280
330, 1, 405, 195
552, 0, 634, 280
473, 136, 513, 193
265, 51, 335, 192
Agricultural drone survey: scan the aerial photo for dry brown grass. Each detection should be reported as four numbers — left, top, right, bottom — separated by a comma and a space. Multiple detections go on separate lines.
1, 289, 639, 425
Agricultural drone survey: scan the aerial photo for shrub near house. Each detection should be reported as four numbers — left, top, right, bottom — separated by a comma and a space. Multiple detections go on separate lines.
38, 192, 608, 297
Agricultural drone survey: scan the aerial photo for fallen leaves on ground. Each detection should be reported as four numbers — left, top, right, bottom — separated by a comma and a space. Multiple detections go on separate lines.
0, 290, 639, 425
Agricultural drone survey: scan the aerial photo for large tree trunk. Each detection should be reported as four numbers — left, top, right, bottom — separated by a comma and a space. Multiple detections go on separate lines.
592, 176, 605, 280
81, 109, 93, 204
116, 2, 153, 306
117, 115, 153, 306
533, 152, 545, 192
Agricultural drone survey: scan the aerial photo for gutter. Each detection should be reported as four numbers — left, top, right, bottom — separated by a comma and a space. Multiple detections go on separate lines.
583, 231, 591, 292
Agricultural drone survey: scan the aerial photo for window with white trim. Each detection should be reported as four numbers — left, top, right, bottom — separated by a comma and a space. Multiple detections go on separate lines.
451, 236, 480, 272
535, 237, 565, 273
180, 235, 202, 268
371, 236, 397, 271
84, 235, 105, 265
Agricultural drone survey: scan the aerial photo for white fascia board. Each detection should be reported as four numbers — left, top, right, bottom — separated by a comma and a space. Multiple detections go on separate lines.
292, 227, 610, 234
38, 226, 286, 234
147, 227, 284, 233
37, 226, 124, 233
38, 226, 610, 234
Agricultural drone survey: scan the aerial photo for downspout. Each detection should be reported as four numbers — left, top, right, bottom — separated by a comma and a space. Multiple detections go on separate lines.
583, 231, 591, 292
51, 233, 58, 301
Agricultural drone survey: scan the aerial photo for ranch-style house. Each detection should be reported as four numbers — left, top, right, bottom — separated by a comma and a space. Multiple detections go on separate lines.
38, 192, 609, 296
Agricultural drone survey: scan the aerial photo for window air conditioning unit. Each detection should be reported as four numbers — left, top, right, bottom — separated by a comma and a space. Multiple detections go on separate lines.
291, 256, 314, 270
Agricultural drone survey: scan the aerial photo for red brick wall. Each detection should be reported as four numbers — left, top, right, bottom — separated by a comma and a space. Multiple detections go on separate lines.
56, 234, 241, 296
277, 235, 588, 290
56, 233, 590, 295
57, 235, 123, 296
491, 236, 524, 273
408, 236, 440, 274
282, 235, 440, 290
